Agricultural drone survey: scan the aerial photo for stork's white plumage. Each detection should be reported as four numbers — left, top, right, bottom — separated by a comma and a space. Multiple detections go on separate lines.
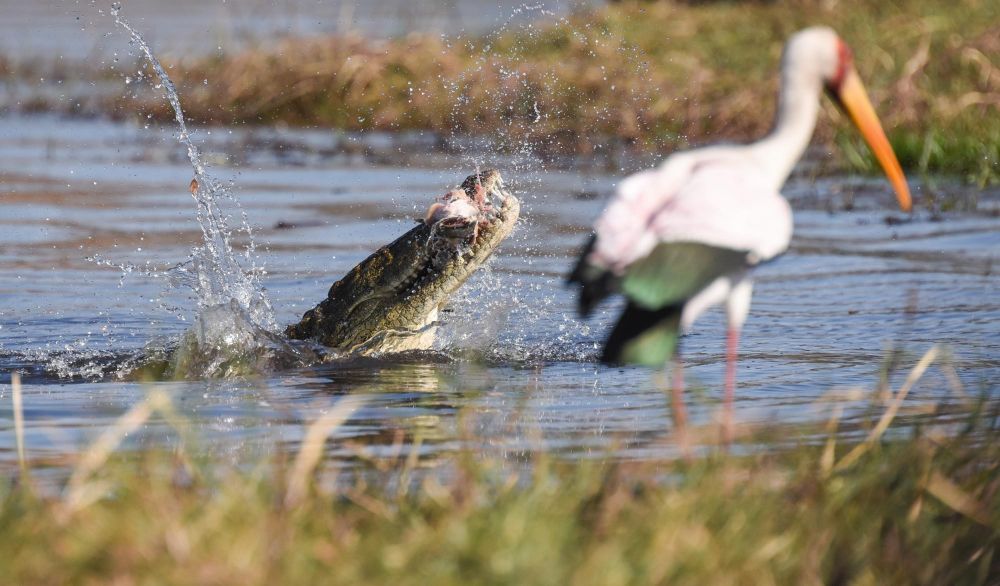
569, 27, 913, 434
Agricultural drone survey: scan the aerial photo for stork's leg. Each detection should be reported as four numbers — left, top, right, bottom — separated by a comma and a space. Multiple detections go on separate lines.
669, 356, 691, 458
723, 276, 753, 445
671, 356, 688, 431
723, 327, 739, 443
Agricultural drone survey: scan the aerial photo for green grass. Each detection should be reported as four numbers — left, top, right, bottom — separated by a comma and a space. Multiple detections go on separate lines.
3, 1, 996, 182
76, 0, 998, 184
2, 407, 998, 584
2, 351, 999, 584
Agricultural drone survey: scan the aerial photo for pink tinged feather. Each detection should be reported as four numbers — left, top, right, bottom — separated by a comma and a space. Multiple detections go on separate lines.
649, 161, 792, 261
591, 167, 684, 272
590, 158, 793, 273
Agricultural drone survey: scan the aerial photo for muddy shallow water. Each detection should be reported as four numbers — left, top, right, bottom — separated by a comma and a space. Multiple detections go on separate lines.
0, 114, 998, 479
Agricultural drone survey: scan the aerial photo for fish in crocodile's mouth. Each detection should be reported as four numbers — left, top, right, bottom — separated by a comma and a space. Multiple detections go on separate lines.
424, 170, 506, 242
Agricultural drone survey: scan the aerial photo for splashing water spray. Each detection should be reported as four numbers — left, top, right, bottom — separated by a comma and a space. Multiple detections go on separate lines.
111, 4, 280, 364
432, 4, 603, 362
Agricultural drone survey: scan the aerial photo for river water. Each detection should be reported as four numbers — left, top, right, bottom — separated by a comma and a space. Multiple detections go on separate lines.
0, 0, 597, 61
1, 112, 997, 478
0, 3, 998, 480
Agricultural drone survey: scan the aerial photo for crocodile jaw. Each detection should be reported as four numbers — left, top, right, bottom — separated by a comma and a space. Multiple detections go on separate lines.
284, 170, 520, 355
347, 188, 520, 354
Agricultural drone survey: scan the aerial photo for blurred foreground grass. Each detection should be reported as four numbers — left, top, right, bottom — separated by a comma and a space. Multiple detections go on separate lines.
2, 349, 999, 584
88, 0, 999, 185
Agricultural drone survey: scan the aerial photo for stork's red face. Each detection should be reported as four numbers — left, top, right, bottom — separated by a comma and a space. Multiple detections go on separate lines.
825, 38, 912, 213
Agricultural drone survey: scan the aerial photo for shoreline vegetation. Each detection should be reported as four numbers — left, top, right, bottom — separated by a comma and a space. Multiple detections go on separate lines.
2, 351, 999, 584
3, 0, 999, 185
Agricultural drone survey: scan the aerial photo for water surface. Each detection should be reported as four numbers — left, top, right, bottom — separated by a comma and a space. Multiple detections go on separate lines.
0, 0, 598, 61
0, 114, 998, 478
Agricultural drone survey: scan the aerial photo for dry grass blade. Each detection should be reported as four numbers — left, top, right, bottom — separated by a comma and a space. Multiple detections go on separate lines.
941, 359, 969, 403
820, 404, 845, 475
834, 346, 940, 471
63, 390, 172, 512
396, 433, 423, 501
925, 471, 995, 528
816, 388, 865, 475
285, 396, 366, 507
12, 372, 26, 474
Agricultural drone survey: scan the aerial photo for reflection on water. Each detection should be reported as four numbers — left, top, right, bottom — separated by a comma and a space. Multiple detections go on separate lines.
0, 114, 998, 480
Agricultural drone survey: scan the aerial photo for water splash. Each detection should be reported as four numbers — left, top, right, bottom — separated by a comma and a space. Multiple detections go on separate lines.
111, 4, 278, 360
428, 4, 620, 362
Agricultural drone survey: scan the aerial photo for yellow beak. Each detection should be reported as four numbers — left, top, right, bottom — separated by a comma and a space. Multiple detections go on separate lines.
835, 68, 913, 212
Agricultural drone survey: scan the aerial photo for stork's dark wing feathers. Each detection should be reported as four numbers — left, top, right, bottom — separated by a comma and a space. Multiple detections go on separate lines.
601, 302, 683, 366
567, 234, 619, 317
620, 242, 750, 310
571, 239, 751, 366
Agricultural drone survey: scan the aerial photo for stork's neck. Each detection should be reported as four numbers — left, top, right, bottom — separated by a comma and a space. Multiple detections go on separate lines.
749, 67, 823, 191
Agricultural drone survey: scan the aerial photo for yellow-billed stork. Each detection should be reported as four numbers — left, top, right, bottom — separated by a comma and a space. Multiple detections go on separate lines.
569, 27, 912, 432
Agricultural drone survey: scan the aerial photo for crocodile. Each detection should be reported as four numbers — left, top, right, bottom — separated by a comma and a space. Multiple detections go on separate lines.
126, 169, 518, 380
285, 169, 520, 354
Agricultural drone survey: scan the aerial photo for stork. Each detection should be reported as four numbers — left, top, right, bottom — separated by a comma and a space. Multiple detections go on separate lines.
568, 27, 913, 435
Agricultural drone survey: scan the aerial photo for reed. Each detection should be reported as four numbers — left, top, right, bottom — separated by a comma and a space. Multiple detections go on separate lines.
285, 396, 366, 507
11, 372, 25, 474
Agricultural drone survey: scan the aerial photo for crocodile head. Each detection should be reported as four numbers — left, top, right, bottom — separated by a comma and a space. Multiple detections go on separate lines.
285, 169, 520, 354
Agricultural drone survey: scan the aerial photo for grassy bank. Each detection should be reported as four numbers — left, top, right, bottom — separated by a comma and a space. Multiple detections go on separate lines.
93, 0, 1000, 184
3, 410, 998, 584
2, 361, 999, 584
